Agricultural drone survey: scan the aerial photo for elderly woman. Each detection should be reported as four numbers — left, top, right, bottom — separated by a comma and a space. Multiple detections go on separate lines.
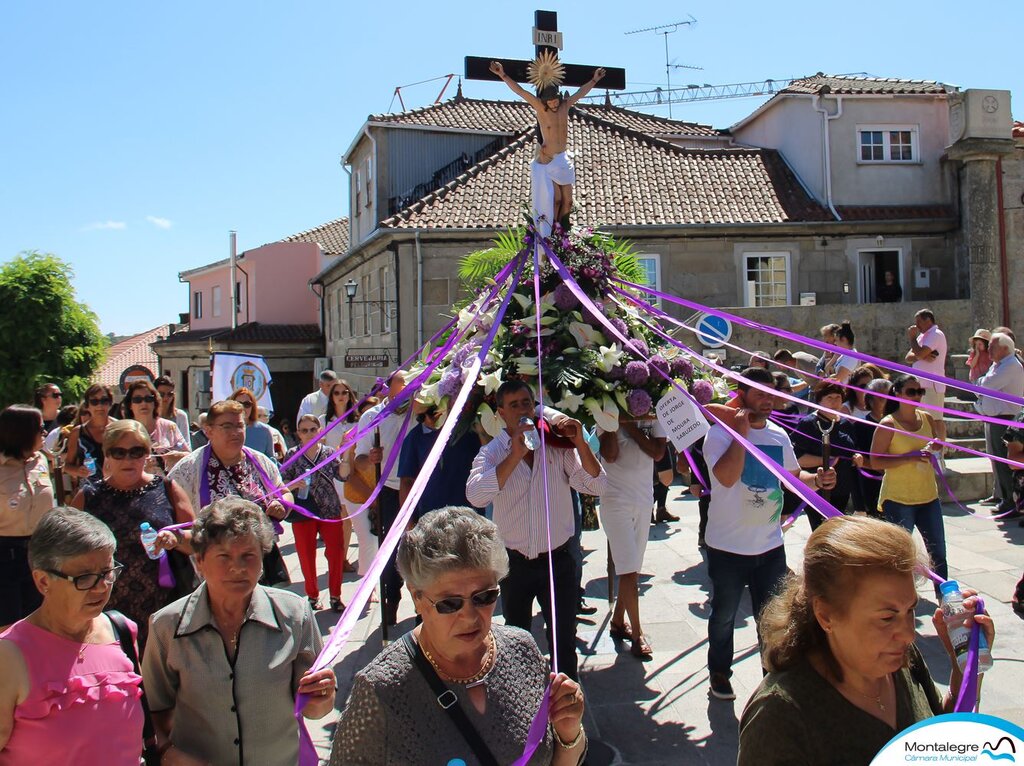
281, 415, 348, 612
869, 373, 948, 585
0, 507, 144, 764
738, 516, 994, 765
230, 387, 276, 460
63, 383, 117, 483
70, 420, 194, 648
0, 406, 56, 626
142, 497, 334, 766
168, 399, 293, 586
123, 379, 190, 476
331, 507, 586, 765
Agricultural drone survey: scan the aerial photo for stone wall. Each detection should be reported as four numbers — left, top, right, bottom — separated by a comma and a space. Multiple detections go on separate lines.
1005, 139, 1024, 332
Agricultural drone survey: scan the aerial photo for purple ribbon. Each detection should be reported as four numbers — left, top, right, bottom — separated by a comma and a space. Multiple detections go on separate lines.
681, 448, 710, 497
295, 249, 531, 766
954, 596, 985, 713
511, 686, 551, 766
157, 555, 175, 589
928, 452, 1021, 521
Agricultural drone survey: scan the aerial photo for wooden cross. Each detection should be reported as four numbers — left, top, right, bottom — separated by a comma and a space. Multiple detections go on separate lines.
465, 10, 626, 91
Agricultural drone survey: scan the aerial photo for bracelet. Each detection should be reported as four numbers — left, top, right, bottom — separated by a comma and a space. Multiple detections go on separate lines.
553, 724, 585, 749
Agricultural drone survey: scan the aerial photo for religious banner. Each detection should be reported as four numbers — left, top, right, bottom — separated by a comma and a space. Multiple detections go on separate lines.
211, 352, 274, 412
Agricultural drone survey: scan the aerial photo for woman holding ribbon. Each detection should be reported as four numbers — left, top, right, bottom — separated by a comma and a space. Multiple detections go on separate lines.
739, 515, 994, 765
71, 419, 194, 649
167, 399, 293, 586
868, 374, 948, 585
321, 379, 360, 570
142, 497, 335, 766
63, 383, 117, 484
123, 380, 190, 477
332, 506, 587, 766
281, 415, 348, 612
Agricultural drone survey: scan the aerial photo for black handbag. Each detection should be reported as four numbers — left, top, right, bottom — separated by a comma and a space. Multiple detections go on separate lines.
107, 610, 161, 766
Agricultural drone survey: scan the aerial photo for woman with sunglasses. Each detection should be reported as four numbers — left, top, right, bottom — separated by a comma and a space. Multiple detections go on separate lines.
0, 507, 145, 764
154, 376, 191, 450
70, 420, 194, 649
280, 415, 348, 612
123, 380, 189, 477
63, 384, 117, 484
868, 374, 948, 586
0, 406, 56, 626
230, 387, 276, 461
321, 380, 359, 570
332, 507, 587, 766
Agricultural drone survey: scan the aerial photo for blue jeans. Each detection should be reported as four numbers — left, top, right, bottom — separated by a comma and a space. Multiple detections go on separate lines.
706, 545, 788, 677
882, 498, 948, 582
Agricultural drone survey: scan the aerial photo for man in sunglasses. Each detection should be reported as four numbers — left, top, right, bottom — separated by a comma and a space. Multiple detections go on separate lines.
466, 380, 606, 680
33, 383, 63, 434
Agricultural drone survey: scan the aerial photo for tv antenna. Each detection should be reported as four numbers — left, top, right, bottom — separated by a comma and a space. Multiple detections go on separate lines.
626, 17, 697, 118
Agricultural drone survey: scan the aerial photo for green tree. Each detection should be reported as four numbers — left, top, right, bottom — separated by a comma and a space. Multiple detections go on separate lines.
0, 252, 106, 407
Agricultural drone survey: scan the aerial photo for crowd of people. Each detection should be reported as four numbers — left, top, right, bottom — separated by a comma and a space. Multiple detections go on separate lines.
0, 304, 1016, 764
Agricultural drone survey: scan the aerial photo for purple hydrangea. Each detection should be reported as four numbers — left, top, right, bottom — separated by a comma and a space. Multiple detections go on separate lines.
609, 317, 628, 338
627, 337, 649, 358
607, 365, 625, 380
553, 283, 578, 311
438, 368, 463, 398
627, 389, 653, 417
690, 379, 714, 405
648, 354, 670, 377
670, 357, 694, 380
625, 360, 650, 386
452, 343, 479, 368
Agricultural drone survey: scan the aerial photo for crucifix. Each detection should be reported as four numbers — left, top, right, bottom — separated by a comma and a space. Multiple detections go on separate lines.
465, 10, 626, 237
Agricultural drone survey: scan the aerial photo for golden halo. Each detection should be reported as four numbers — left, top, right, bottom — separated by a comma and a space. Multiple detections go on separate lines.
527, 50, 565, 91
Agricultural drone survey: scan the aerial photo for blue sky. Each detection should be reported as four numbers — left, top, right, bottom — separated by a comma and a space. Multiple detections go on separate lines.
2, 1, 1021, 335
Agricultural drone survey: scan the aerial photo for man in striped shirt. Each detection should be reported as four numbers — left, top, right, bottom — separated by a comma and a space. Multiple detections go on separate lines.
467, 380, 606, 680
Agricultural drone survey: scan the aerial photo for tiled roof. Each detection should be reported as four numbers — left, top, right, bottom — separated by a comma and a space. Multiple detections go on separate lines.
156, 323, 322, 346
381, 111, 832, 230
836, 205, 957, 221
370, 95, 717, 137
1013, 121, 1024, 139
782, 73, 954, 96
94, 325, 169, 387
280, 217, 349, 256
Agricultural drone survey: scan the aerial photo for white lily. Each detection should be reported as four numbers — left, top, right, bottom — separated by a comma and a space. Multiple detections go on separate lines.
418, 380, 441, 407
555, 391, 585, 413
478, 367, 504, 395
713, 377, 732, 400
595, 343, 623, 373
477, 403, 503, 438
584, 396, 620, 432
511, 356, 539, 375
614, 389, 629, 412
568, 321, 606, 348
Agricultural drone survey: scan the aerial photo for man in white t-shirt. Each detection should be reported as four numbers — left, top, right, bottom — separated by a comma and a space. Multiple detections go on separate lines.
296, 369, 338, 424
703, 367, 836, 701
598, 418, 667, 658
905, 309, 947, 409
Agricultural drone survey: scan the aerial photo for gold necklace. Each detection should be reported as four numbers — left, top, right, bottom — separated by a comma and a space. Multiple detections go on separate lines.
847, 675, 890, 713
421, 631, 495, 685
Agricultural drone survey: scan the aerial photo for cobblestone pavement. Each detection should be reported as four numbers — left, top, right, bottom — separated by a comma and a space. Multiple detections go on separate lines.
279, 487, 1024, 765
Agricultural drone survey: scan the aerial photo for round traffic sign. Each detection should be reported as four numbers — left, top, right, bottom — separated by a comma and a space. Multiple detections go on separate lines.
694, 314, 732, 349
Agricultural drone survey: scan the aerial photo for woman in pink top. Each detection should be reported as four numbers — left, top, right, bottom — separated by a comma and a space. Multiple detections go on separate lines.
0, 507, 144, 765
124, 379, 190, 476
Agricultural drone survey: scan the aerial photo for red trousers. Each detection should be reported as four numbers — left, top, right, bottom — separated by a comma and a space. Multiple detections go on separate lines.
292, 520, 345, 599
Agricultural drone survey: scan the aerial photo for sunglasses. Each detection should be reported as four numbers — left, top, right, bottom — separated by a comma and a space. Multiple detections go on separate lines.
420, 586, 501, 615
44, 562, 124, 591
238, 400, 254, 408
88, 397, 113, 406
107, 446, 149, 460
298, 427, 320, 434
131, 395, 157, 404
42, 391, 62, 399
903, 387, 927, 397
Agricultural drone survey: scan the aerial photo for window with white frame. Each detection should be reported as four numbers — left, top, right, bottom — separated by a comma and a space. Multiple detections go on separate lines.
743, 253, 790, 307
635, 255, 661, 306
212, 285, 222, 317
857, 125, 918, 163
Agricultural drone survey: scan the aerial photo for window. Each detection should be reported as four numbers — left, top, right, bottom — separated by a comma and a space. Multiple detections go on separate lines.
193, 291, 203, 319
364, 158, 372, 209
361, 273, 371, 336
378, 265, 391, 334
857, 125, 918, 163
635, 255, 661, 306
235, 281, 242, 314
354, 169, 362, 213
212, 285, 222, 317
744, 253, 790, 307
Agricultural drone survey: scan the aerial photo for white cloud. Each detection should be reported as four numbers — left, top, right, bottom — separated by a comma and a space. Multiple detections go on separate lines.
83, 220, 127, 231
146, 215, 173, 230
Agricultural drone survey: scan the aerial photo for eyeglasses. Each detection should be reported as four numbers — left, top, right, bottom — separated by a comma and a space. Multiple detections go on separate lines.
420, 586, 501, 615
212, 423, 245, 432
44, 562, 124, 591
237, 400, 253, 409
106, 446, 149, 460
88, 397, 113, 406
298, 427, 320, 434
903, 387, 927, 397
130, 395, 157, 404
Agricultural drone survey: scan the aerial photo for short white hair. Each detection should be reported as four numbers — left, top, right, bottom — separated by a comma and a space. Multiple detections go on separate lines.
991, 332, 1016, 355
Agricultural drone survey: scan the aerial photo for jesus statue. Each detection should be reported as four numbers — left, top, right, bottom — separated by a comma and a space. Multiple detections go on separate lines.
489, 58, 605, 238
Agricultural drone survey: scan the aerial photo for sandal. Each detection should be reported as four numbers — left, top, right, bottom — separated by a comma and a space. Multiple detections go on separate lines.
631, 634, 654, 659
609, 621, 632, 641
330, 597, 345, 613
308, 597, 322, 611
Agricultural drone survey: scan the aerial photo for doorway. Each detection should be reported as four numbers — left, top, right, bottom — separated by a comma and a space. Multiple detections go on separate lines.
857, 250, 903, 303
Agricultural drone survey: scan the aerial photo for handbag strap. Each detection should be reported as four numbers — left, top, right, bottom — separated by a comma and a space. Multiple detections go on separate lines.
403, 633, 499, 766
106, 610, 157, 747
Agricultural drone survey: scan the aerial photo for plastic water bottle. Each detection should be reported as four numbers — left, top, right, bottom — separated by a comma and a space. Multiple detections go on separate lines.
939, 580, 993, 673
139, 522, 164, 561
82, 453, 97, 475
296, 478, 310, 500
519, 416, 539, 451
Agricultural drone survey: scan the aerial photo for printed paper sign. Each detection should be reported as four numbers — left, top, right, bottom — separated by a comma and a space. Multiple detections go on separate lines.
656, 388, 710, 451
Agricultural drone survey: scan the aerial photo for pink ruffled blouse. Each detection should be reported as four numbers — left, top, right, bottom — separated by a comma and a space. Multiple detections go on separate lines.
0, 618, 145, 765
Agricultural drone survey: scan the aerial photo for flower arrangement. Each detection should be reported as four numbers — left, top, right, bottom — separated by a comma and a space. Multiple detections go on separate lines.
406, 225, 725, 436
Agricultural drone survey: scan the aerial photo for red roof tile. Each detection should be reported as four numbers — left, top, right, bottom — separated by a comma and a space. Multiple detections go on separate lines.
155, 323, 322, 346
94, 325, 169, 387
381, 111, 831, 230
281, 217, 349, 255
783, 73, 954, 96
835, 205, 956, 221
